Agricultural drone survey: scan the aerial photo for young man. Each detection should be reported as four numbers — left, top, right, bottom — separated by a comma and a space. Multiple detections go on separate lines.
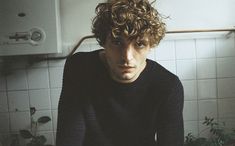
56, 0, 184, 146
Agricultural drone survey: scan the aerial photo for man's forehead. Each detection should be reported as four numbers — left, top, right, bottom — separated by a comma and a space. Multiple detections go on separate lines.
110, 34, 150, 42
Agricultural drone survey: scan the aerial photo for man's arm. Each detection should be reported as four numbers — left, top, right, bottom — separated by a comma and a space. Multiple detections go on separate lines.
156, 77, 184, 146
56, 55, 86, 146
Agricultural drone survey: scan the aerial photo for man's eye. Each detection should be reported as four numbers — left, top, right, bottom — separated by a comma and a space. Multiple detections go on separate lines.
112, 38, 122, 46
136, 42, 146, 48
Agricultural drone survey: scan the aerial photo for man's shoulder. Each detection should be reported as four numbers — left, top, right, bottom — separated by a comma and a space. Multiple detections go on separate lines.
67, 50, 100, 64
147, 59, 181, 89
63, 50, 102, 76
148, 59, 178, 80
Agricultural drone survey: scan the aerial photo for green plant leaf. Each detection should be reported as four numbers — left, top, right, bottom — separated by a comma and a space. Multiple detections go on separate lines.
37, 135, 47, 144
19, 130, 33, 139
37, 116, 51, 124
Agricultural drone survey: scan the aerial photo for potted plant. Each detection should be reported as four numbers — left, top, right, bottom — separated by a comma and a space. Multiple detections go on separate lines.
184, 117, 235, 146
19, 107, 53, 146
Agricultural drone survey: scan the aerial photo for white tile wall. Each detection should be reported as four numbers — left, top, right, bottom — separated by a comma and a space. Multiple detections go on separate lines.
27, 68, 50, 89
48, 67, 64, 88
9, 112, 30, 132
175, 40, 196, 59
1, 33, 235, 144
8, 91, 29, 112
50, 88, 61, 110
216, 33, 235, 57
155, 40, 175, 60
217, 57, 235, 78
0, 74, 6, 91
176, 60, 196, 80
198, 99, 217, 120
181, 80, 197, 100
52, 110, 58, 131
218, 98, 235, 118
183, 100, 198, 121
197, 79, 217, 99
217, 78, 235, 98
0, 92, 8, 112
197, 58, 216, 79
6, 69, 28, 90
29, 89, 51, 110
196, 38, 216, 58
0, 113, 10, 133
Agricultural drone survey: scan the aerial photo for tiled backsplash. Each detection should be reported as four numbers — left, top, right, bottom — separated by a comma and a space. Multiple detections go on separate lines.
0, 33, 235, 144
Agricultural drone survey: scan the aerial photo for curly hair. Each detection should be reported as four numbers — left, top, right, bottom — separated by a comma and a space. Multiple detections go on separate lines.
92, 0, 166, 47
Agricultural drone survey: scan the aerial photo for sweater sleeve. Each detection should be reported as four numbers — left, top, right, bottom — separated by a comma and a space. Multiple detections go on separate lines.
56, 55, 86, 146
156, 77, 184, 146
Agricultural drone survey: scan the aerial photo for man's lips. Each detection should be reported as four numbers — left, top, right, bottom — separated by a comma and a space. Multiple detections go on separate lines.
118, 65, 135, 70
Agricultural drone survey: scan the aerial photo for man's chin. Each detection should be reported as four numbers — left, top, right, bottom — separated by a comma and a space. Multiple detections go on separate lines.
116, 73, 136, 83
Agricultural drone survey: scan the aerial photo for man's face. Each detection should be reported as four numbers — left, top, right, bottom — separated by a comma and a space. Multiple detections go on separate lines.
102, 35, 151, 83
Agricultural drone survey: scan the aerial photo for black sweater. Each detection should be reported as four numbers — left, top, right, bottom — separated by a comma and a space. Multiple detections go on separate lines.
56, 49, 184, 146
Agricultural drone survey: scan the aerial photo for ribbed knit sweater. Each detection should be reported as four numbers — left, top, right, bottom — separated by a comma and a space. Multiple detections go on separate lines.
56, 49, 184, 146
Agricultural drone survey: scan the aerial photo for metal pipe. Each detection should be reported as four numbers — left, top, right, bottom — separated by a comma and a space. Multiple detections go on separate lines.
166, 28, 235, 33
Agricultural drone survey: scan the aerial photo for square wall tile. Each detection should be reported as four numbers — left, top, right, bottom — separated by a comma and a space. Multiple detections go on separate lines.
6, 69, 28, 90
184, 121, 198, 137
0, 92, 8, 113
29, 89, 51, 110
216, 34, 235, 57
0, 92, 8, 112
217, 57, 235, 78
10, 111, 30, 132
50, 88, 61, 109
32, 110, 53, 131
155, 40, 175, 60
197, 59, 216, 79
183, 101, 198, 121
147, 50, 155, 60
0, 74, 6, 91
218, 78, 235, 98
175, 40, 196, 59
196, 38, 216, 59
52, 110, 58, 131
218, 98, 235, 118
181, 80, 197, 100
157, 60, 176, 75
176, 60, 196, 80
0, 113, 10, 133
198, 100, 217, 120
8, 91, 29, 112
49, 67, 63, 88
27, 68, 49, 89
198, 79, 217, 99
49, 59, 66, 67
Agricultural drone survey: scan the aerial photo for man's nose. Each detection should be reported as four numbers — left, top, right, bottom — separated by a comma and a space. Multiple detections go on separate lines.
121, 44, 134, 62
